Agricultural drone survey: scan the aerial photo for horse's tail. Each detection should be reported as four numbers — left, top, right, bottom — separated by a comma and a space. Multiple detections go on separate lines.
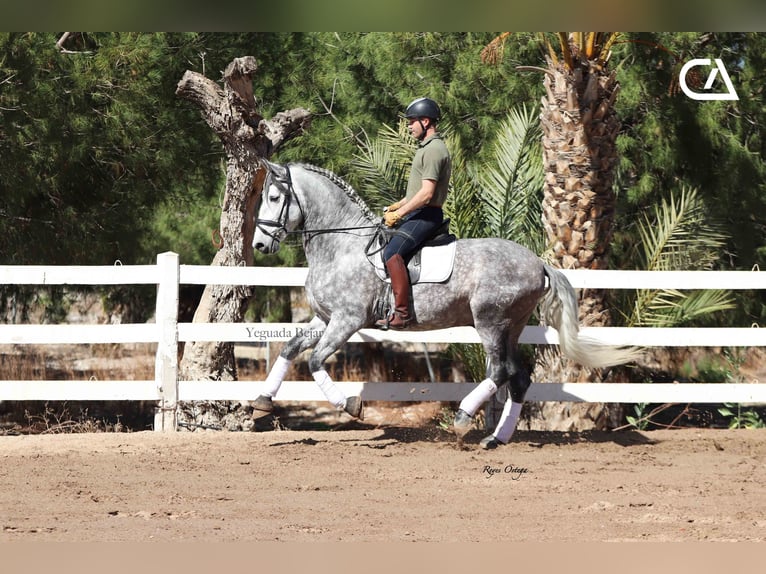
540, 264, 642, 368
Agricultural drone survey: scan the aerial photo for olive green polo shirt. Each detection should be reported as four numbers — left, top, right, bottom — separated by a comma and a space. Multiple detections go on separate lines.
405, 133, 451, 207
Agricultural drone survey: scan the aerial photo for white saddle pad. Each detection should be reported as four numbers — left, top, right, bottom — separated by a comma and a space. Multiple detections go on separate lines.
373, 240, 457, 284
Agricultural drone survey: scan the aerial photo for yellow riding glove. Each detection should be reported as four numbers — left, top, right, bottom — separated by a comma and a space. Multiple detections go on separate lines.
384, 199, 404, 212
383, 210, 402, 227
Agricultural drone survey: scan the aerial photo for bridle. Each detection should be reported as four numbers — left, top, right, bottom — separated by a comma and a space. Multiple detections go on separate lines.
255, 164, 382, 245
254, 165, 304, 243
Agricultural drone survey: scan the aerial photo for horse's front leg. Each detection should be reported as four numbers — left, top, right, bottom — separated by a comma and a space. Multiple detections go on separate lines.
453, 323, 529, 449
252, 315, 326, 417
306, 316, 365, 419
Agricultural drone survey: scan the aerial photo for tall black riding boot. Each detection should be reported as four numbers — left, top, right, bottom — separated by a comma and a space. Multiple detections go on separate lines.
375, 254, 412, 329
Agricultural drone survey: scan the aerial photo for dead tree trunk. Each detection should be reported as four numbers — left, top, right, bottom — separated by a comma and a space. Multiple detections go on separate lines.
175, 57, 310, 396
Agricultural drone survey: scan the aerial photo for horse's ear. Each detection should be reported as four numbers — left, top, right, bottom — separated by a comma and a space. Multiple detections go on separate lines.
261, 158, 288, 180
260, 158, 284, 176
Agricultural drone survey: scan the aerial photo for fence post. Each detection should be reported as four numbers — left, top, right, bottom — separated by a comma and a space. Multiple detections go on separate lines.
154, 252, 180, 431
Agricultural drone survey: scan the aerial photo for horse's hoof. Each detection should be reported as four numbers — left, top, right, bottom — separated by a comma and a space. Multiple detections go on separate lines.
252, 395, 274, 418
452, 409, 473, 437
479, 435, 505, 450
344, 396, 364, 420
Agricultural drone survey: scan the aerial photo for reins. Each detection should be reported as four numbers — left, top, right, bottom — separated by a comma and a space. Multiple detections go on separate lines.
286, 224, 381, 239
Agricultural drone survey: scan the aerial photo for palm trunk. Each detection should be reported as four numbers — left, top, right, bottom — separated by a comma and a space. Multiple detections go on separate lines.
531, 53, 623, 431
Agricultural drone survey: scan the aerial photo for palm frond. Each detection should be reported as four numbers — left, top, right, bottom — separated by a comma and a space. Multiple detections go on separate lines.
482, 32, 618, 71
351, 121, 414, 209
636, 289, 735, 327
598, 32, 620, 66
480, 32, 511, 65
571, 32, 583, 55
628, 186, 734, 327
540, 33, 558, 66
638, 186, 728, 272
477, 104, 545, 251
557, 32, 574, 69
584, 32, 597, 59
443, 130, 484, 239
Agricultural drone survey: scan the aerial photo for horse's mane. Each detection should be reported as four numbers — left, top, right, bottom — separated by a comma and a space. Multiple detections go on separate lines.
294, 163, 377, 223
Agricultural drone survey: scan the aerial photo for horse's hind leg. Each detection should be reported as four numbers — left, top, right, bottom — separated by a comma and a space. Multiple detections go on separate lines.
452, 323, 511, 438
478, 324, 531, 449
252, 315, 326, 417
479, 360, 530, 450
453, 321, 531, 449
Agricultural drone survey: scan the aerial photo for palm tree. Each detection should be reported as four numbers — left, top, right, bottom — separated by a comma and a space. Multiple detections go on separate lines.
476, 104, 546, 252
486, 32, 622, 318
483, 33, 624, 430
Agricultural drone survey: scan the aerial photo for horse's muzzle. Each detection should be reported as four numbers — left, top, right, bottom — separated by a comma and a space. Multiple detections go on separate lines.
253, 239, 280, 254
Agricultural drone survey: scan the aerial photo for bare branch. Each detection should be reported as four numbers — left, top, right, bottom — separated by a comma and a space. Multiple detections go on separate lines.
55, 32, 92, 55
318, 94, 366, 148
516, 65, 555, 78
55, 32, 70, 50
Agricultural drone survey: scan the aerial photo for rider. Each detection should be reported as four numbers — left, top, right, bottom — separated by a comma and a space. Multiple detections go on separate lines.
375, 97, 452, 330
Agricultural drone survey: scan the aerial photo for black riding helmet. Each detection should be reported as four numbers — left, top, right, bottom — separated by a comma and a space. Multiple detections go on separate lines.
404, 97, 441, 121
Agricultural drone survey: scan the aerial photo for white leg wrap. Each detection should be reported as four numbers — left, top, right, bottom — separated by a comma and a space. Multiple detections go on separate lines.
312, 370, 346, 409
492, 400, 523, 444
458, 378, 498, 416
263, 356, 291, 397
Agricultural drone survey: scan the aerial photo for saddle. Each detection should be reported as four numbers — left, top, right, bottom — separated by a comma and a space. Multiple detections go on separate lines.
372, 219, 457, 284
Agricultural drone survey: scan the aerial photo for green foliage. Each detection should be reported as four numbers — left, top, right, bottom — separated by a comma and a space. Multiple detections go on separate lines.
614, 33, 766, 278
140, 180, 222, 265
637, 187, 728, 271
0, 32, 220, 265
621, 187, 735, 327
683, 347, 747, 384
442, 129, 484, 240
278, 33, 544, 173
625, 403, 651, 430
446, 343, 487, 387
717, 404, 765, 429
350, 120, 415, 209
474, 103, 544, 251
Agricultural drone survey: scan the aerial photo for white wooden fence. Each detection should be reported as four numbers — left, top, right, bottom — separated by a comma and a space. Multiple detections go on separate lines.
2, 251, 765, 431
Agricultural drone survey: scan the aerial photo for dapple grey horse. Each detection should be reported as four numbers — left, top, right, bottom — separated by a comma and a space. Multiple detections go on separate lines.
251, 160, 639, 448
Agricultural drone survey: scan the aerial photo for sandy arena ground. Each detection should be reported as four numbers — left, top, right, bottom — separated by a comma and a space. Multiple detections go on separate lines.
1, 422, 765, 543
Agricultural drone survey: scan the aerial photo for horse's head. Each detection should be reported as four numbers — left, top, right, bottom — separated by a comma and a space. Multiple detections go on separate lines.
252, 160, 304, 254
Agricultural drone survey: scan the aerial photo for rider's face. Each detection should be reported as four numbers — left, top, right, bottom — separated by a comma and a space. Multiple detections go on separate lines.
407, 117, 428, 139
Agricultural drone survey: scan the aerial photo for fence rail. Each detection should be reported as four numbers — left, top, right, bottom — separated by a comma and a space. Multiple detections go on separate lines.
2, 252, 765, 431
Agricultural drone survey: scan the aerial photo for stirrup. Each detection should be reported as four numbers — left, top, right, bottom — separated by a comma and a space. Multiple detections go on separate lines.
380, 311, 411, 330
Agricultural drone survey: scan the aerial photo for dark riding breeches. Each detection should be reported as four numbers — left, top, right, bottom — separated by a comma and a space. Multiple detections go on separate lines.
383, 206, 444, 263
